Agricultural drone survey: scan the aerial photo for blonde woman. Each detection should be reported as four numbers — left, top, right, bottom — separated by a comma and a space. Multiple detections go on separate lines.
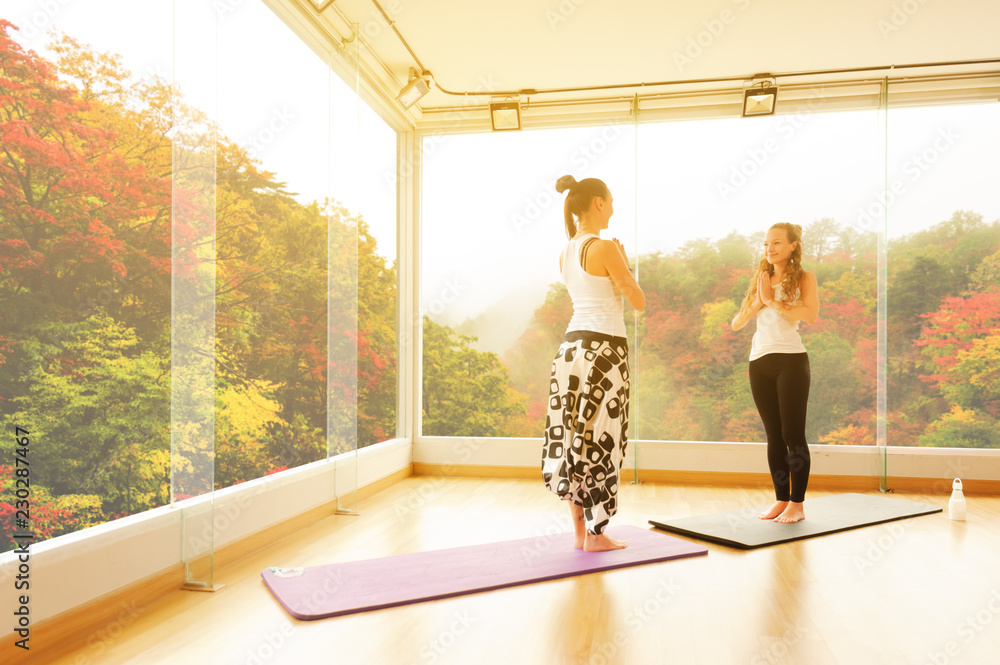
731, 223, 819, 523
542, 175, 645, 551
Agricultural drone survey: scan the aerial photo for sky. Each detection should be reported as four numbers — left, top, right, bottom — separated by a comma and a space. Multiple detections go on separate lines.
6, 0, 999, 331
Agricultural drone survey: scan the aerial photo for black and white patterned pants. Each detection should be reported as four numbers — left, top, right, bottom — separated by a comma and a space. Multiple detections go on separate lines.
542, 330, 630, 535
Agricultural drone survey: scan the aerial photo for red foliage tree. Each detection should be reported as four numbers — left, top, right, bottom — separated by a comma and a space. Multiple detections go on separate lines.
915, 288, 1000, 387
0, 19, 199, 326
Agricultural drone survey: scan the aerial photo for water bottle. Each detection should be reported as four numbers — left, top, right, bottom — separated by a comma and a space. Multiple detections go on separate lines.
949, 478, 966, 521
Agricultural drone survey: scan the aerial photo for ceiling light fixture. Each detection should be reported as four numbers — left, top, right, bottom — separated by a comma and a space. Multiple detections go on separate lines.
742, 75, 778, 117
489, 98, 521, 131
397, 68, 432, 109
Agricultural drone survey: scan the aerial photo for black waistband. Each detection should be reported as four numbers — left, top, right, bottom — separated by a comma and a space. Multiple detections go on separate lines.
565, 330, 628, 347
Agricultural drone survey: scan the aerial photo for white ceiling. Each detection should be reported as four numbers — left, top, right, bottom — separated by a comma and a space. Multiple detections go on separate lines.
326, 0, 1000, 110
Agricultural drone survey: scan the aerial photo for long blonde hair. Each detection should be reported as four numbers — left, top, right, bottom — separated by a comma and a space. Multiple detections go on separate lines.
739, 223, 804, 314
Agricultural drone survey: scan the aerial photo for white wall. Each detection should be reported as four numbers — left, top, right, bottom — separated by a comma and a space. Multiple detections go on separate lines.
414, 436, 1000, 487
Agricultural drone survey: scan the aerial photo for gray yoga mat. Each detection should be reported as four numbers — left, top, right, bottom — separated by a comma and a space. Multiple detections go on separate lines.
649, 492, 942, 549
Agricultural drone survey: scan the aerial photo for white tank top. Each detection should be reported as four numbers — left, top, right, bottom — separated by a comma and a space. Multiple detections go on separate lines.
561, 234, 626, 337
749, 282, 806, 361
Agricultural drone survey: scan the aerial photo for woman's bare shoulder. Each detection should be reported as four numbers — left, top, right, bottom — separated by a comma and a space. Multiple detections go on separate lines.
588, 238, 620, 255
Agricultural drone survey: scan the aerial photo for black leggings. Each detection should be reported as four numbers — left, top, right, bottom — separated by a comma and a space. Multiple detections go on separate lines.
748, 352, 811, 503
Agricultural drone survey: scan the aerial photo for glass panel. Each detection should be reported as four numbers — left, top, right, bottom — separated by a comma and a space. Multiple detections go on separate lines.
886, 84, 1000, 451
1, 3, 173, 551
634, 98, 882, 478
214, 2, 334, 492
877, 78, 889, 489
355, 83, 398, 451
420, 124, 638, 441
0, 0, 391, 553
330, 26, 360, 513
629, 97, 640, 484
172, 0, 217, 588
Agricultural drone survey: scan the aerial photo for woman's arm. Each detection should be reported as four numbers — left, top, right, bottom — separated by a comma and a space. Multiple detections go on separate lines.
591, 240, 645, 311
732, 271, 769, 330
731, 300, 763, 331
761, 271, 820, 324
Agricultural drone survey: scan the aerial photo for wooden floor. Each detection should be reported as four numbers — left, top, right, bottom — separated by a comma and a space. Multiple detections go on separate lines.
44, 478, 1000, 665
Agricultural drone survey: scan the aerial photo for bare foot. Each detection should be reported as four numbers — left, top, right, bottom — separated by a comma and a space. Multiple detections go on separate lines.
758, 500, 788, 520
570, 503, 586, 549
583, 533, 627, 552
773, 502, 805, 523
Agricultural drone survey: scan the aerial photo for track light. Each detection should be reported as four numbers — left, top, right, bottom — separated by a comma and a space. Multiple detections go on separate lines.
489, 99, 521, 131
742, 75, 778, 117
397, 68, 431, 109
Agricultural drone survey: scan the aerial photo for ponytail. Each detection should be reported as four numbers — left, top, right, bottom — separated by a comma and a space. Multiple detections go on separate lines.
556, 175, 610, 240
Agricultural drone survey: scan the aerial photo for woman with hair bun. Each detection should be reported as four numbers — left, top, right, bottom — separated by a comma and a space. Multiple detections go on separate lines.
542, 175, 645, 551
731, 223, 819, 523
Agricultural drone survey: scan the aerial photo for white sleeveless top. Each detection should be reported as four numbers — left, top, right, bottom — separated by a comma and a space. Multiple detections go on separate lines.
749, 282, 806, 361
561, 234, 626, 337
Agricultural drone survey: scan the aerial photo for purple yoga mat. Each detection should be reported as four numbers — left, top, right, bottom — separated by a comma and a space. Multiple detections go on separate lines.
261, 525, 707, 620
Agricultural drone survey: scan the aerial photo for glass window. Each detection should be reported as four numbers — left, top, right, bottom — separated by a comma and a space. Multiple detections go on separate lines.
0, 0, 397, 553
420, 124, 636, 437
886, 100, 1000, 449
2, 4, 173, 550
634, 108, 879, 447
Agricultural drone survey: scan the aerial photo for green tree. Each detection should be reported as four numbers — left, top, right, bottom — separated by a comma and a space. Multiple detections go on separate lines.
2, 313, 170, 516
422, 317, 526, 437
969, 249, 1000, 292
889, 254, 951, 342
919, 406, 1000, 449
